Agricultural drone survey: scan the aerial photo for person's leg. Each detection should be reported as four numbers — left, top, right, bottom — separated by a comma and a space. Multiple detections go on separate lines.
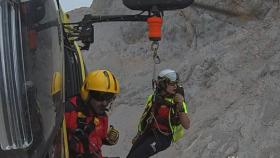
127, 130, 152, 158
127, 131, 172, 158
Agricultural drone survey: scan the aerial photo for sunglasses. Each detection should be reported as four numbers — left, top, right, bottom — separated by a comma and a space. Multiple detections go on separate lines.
90, 91, 116, 102
167, 81, 177, 86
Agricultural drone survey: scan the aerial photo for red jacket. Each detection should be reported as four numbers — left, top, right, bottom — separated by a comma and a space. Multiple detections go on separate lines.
65, 96, 108, 158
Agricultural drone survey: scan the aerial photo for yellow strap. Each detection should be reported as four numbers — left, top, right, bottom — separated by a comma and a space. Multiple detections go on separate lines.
74, 42, 86, 80
62, 117, 69, 158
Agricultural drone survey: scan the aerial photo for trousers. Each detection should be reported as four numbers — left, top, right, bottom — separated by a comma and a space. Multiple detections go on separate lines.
126, 129, 172, 158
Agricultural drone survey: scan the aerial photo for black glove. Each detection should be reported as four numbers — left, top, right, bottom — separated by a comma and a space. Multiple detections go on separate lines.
84, 123, 95, 135
73, 128, 88, 142
132, 133, 141, 144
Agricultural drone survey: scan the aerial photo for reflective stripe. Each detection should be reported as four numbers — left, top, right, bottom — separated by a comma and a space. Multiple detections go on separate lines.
183, 102, 188, 113
62, 117, 69, 158
137, 95, 152, 132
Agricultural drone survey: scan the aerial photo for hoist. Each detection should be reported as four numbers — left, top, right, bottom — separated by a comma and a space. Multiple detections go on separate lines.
63, 0, 194, 90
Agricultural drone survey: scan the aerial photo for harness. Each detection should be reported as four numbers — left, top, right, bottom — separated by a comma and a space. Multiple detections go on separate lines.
151, 95, 178, 135
66, 96, 101, 158
138, 90, 187, 142
138, 95, 173, 136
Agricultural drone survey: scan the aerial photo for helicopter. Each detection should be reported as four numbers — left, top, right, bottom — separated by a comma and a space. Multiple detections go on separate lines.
0, 0, 248, 158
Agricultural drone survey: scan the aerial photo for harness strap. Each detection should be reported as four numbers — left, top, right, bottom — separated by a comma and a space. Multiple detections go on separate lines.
68, 96, 98, 157
151, 41, 160, 91
150, 113, 171, 136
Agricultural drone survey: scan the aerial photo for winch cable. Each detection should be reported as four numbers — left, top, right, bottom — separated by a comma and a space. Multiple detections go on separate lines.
151, 41, 160, 91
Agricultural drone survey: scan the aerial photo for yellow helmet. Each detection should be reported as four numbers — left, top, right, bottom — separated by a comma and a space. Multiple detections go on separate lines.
81, 70, 120, 101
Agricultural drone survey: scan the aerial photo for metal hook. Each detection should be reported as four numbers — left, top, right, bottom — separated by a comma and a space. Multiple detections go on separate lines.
153, 54, 160, 64
151, 41, 159, 51
151, 41, 160, 64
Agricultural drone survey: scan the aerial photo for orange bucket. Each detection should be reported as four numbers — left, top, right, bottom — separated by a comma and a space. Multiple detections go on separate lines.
147, 16, 163, 41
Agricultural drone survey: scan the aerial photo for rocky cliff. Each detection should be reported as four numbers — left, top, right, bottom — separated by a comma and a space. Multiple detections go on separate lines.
68, 0, 280, 157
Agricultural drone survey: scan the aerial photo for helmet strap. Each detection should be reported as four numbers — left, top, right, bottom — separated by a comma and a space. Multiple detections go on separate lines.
152, 79, 157, 91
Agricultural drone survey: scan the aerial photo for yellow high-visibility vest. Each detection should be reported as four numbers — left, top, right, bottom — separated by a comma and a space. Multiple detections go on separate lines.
137, 95, 188, 142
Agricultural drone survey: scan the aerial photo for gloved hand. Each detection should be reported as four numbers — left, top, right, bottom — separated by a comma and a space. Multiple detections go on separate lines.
84, 123, 95, 135
174, 93, 184, 112
105, 125, 119, 145
174, 93, 184, 104
132, 133, 141, 144
73, 128, 88, 141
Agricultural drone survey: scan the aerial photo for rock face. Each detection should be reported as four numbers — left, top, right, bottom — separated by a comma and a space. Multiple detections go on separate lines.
68, 0, 280, 158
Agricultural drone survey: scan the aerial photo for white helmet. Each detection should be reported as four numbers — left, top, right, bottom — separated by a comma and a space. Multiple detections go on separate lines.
158, 69, 179, 82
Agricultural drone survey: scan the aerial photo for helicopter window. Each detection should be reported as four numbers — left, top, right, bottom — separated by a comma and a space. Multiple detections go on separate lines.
0, 1, 33, 150
22, 0, 64, 147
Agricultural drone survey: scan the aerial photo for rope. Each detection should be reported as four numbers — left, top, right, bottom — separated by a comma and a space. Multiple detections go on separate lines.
151, 41, 160, 91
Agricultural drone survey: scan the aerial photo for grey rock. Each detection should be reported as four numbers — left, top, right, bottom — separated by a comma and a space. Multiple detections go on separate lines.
67, 0, 280, 157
